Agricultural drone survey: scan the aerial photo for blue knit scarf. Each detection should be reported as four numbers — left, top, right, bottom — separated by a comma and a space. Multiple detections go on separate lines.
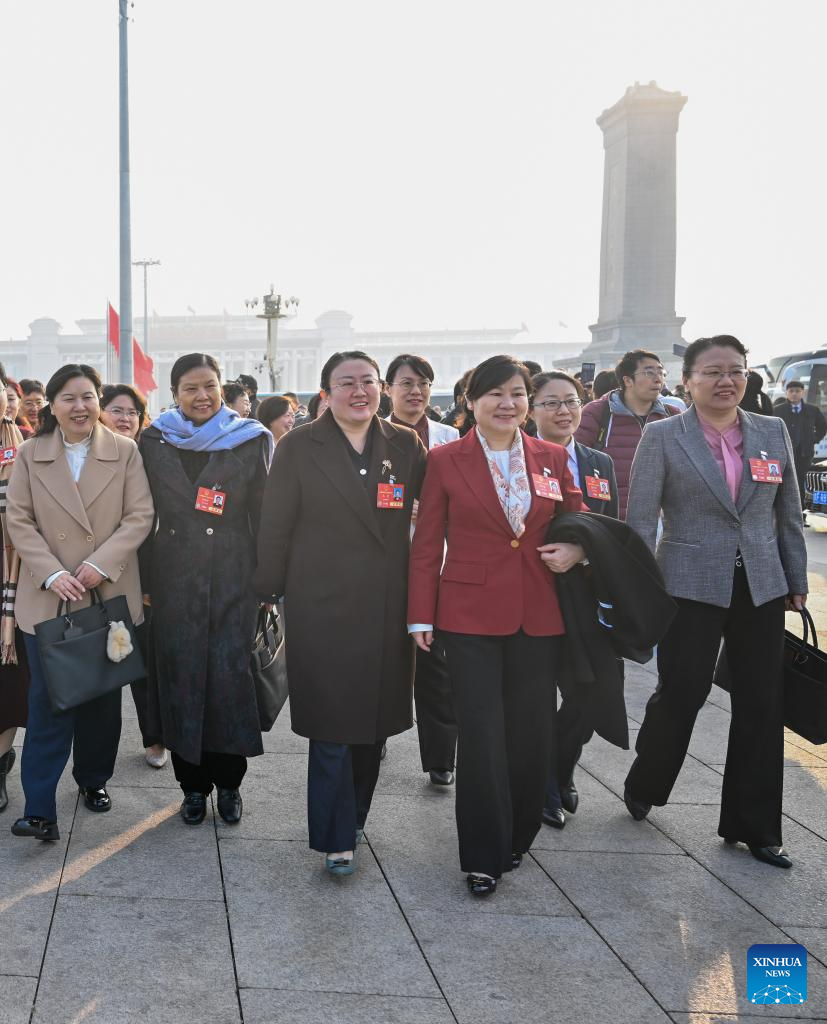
152, 405, 274, 458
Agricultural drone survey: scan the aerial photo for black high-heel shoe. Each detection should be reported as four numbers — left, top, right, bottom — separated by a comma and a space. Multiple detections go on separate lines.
466, 873, 497, 897
0, 748, 16, 813
11, 816, 60, 841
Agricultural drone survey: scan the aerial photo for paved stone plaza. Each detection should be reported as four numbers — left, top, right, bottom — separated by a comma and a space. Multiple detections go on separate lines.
2, 535, 827, 1024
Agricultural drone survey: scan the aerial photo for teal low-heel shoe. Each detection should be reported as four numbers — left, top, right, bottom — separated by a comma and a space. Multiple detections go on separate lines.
325, 854, 356, 876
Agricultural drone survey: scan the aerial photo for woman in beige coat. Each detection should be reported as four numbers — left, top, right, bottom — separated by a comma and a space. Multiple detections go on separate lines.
6, 364, 154, 841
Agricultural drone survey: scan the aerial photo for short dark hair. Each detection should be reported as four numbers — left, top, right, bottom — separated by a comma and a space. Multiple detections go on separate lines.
593, 369, 618, 398
101, 383, 148, 431
453, 369, 473, 403
385, 354, 435, 386
531, 371, 584, 402
522, 360, 543, 377
257, 395, 292, 426
170, 353, 221, 392
236, 373, 258, 396
615, 349, 661, 388
465, 355, 533, 403
6, 377, 23, 399
38, 365, 102, 436
786, 380, 805, 391
319, 351, 382, 393
682, 335, 748, 379
223, 382, 248, 405
19, 378, 45, 397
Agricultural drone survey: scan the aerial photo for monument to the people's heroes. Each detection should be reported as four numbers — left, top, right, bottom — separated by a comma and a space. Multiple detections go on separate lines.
580, 81, 688, 372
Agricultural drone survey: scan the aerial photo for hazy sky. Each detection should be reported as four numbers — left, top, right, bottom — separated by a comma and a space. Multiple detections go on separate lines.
2, 1, 824, 364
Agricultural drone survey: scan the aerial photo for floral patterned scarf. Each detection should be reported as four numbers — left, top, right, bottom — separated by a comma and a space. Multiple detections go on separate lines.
477, 428, 531, 537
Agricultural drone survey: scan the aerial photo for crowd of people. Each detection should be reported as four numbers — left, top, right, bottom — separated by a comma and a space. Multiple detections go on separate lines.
0, 336, 810, 895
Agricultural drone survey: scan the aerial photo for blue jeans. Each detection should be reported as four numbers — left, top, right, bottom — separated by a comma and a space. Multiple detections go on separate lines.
20, 633, 122, 821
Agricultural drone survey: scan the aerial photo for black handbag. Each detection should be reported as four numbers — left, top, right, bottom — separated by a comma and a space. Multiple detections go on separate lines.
251, 606, 288, 732
34, 589, 145, 714
714, 608, 827, 745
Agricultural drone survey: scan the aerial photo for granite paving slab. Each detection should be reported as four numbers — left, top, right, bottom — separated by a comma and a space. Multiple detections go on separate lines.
782, 767, 827, 841
0, 974, 37, 1024
241, 990, 455, 1024
222, 838, 440, 997
32, 894, 240, 1024
783, 927, 827, 969
217, 752, 308, 842
537, 850, 827, 1016
531, 770, 685, 854
408, 909, 671, 1024
59, 786, 223, 901
654, 805, 827, 930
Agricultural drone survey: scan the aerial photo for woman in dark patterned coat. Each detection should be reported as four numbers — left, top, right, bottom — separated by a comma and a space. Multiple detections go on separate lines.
140, 354, 273, 827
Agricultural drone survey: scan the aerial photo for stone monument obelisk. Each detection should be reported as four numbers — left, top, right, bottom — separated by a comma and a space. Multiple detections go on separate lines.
583, 81, 688, 369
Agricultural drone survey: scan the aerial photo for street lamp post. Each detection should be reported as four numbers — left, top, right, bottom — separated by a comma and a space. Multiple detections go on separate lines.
118, 0, 134, 384
132, 258, 161, 355
246, 288, 300, 393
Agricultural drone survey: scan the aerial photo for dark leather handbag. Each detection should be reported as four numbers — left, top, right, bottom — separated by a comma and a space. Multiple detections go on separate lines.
251, 606, 288, 731
714, 608, 827, 744
34, 589, 145, 714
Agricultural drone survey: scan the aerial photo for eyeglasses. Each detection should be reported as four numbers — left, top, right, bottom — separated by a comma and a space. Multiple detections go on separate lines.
691, 368, 749, 381
634, 368, 667, 381
533, 398, 583, 412
107, 407, 139, 418
330, 377, 384, 393
393, 379, 432, 392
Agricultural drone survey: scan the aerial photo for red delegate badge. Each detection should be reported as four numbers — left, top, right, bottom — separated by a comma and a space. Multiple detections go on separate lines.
0, 446, 16, 466
377, 482, 405, 509
532, 473, 563, 501
749, 458, 782, 484
195, 487, 227, 515
585, 474, 611, 501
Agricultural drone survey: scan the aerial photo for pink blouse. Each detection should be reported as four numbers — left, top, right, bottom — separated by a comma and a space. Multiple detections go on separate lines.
698, 414, 743, 503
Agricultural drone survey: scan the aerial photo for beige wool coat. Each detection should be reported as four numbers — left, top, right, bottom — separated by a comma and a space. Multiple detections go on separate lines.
6, 423, 155, 634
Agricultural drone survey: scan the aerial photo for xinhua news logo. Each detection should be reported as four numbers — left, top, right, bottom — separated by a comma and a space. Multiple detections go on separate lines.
748, 944, 807, 1004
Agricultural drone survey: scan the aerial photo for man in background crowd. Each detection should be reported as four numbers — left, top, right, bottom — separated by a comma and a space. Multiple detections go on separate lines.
774, 379, 827, 516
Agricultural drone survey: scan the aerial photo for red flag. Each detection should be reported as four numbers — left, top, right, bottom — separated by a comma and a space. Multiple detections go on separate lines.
108, 302, 121, 356
107, 303, 157, 393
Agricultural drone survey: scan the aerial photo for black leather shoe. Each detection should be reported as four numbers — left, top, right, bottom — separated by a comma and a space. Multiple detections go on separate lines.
11, 816, 60, 841
380, 742, 387, 760
0, 748, 15, 813
216, 788, 243, 824
511, 853, 523, 870
466, 873, 497, 896
180, 792, 207, 825
428, 769, 455, 786
79, 787, 112, 812
749, 844, 792, 869
542, 806, 566, 830
624, 786, 651, 822
560, 784, 579, 815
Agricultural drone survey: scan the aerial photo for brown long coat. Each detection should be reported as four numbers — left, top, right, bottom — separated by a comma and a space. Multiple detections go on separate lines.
253, 412, 427, 745
6, 424, 155, 634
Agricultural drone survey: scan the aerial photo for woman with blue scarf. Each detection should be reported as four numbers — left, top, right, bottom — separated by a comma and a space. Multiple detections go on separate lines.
139, 353, 273, 827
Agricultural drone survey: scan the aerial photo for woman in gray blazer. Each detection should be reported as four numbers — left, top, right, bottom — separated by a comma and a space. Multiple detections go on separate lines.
623, 335, 807, 869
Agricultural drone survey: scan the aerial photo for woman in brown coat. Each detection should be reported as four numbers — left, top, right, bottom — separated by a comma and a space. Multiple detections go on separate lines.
6, 364, 154, 840
254, 350, 427, 875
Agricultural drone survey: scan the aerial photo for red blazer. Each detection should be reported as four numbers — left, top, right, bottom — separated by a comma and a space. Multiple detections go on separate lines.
408, 427, 586, 637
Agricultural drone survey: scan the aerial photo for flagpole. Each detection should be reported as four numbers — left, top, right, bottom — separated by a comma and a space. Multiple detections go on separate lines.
118, 0, 134, 384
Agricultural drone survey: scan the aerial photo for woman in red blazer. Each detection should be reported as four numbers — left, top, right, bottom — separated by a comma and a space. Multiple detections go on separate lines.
409, 355, 586, 896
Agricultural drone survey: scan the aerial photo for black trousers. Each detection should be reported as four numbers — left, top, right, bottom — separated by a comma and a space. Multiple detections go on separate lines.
307, 739, 384, 853
794, 455, 810, 512
414, 638, 458, 772
441, 630, 560, 878
626, 563, 786, 847
545, 659, 624, 811
128, 619, 162, 749
171, 751, 247, 795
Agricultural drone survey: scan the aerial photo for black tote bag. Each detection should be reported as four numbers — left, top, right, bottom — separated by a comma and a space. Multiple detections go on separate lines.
714, 608, 827, 745
251, 606, 288, 732
34, 589, 145, 713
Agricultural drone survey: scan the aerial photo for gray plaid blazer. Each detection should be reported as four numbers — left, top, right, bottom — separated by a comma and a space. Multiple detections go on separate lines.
626, 405, 807, 608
